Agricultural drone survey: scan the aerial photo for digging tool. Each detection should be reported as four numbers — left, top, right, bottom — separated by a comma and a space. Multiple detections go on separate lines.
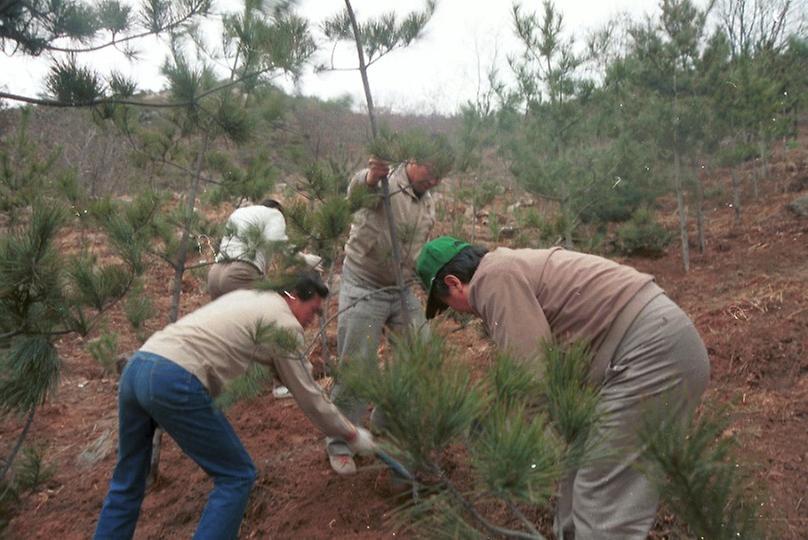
375, 449, 414, 482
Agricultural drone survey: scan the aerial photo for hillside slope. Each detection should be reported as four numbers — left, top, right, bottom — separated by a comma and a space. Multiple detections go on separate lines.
2, 127, 807, 539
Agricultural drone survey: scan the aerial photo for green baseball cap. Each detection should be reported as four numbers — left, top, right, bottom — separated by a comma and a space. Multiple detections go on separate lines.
416, 236, 471, 319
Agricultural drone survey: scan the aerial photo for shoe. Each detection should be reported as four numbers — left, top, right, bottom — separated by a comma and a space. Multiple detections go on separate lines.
272, 385, 292, 399
328, 453, 357, 476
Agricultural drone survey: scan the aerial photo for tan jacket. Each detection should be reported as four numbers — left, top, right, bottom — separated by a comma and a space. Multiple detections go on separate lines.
343, 164, 436, 287
468, 247, 663, 384
140, 289, 354, 439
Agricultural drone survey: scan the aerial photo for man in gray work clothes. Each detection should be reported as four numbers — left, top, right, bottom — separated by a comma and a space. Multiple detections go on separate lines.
326, 135, 454, 475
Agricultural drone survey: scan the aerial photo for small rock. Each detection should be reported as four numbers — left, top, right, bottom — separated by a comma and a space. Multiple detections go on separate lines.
786, 195, 808, 218
787, 174, 808, 193
77, 430, 114, 468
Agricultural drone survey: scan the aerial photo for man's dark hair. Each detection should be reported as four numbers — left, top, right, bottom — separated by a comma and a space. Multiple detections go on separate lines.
286, 271, 328, 300
261, 198, 284, 215
432, 245, 488, 300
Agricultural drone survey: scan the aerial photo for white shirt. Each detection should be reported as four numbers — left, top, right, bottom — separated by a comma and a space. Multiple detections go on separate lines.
215, 206, 288, 274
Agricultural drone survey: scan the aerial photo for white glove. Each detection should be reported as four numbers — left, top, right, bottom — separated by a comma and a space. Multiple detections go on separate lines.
346, 427, 376, 456
300, 252, 323, 270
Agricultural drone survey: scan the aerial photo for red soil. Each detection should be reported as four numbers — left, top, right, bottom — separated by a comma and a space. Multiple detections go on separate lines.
3, 141, 807, 539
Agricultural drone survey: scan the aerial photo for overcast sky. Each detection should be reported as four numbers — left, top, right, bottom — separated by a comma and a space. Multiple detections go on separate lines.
1, 0, 664, 115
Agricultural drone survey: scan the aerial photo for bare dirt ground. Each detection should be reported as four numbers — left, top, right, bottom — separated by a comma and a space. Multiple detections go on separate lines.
2, 138, 807, 539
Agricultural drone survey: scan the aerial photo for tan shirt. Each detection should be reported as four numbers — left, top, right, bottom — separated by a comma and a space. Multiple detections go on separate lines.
343, 164, 436, 287
468, 247, 663, 383
140, 289, 354, 439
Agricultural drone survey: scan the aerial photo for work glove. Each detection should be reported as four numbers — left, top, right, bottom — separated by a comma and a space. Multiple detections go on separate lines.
346, 427, 376, 456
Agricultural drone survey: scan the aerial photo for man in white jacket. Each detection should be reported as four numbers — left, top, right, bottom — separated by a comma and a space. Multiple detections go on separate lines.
207, 199, 289, 299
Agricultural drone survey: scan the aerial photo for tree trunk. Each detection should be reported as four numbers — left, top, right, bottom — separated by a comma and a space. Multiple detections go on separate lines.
320, 248, 339, 376
563, 210, 574, 250
758, 134, 768, 182
792, 102, 799, 138
470, 192, 477, 244
731, 166, 742, 226
344, 0, 410, 330
0, 407, 36, 481
169, 131, 210, 323
695, 167, 706, 254
150, 130, 210, 486
672, 70, 688, 272
674, 149, 689, 272
560, 181, 574, 249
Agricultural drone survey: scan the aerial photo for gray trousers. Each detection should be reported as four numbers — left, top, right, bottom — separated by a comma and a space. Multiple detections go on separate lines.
555, 294, 710, 540
206, 261, 261, 300
327, 265, 428, 455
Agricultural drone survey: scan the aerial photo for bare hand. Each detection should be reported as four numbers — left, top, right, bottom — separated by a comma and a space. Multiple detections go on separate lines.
365, 157, 390, 188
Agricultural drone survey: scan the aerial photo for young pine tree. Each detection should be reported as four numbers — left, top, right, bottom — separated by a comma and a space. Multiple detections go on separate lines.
0, 123, 150, 482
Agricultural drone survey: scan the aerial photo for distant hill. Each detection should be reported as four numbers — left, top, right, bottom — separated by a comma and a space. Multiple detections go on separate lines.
0, 87, 461, 200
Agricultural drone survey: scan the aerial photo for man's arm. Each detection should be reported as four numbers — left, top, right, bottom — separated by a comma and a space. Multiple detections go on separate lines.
272, 351, 357, 440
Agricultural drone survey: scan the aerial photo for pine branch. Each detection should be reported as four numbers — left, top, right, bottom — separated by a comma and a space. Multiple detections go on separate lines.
441, 477, 546, 540
42, 0, 208, 54
506, 500, 543, 538
0, 65, 282, 109
0, 408, 35, 481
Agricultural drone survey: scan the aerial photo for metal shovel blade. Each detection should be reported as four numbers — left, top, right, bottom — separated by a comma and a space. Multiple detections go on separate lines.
375, 449, 414, 482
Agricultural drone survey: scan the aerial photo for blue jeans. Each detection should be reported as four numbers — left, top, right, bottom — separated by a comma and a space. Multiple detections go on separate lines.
94, 352, 257, 540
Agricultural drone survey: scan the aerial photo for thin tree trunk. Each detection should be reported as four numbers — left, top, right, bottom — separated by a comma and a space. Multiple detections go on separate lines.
559, 172, 574, 249
758, 134, 768, 183
344, 0, 410, 330
731, 166, 742, 226
0, 407, 35, 481
792, 102, 799, 138
752, 132, 762, 200
169, 131, 210, 323
563, 209, 574, 250
150, 130, 210, 486
674, 158, 689, 272
320, 248, 338, 376
695, 166, 706, 254
470, 189, 477, 244
673, 70, 688, 272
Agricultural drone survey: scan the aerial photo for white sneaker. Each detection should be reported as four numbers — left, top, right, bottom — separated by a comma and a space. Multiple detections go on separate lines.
272, 385, 292, 399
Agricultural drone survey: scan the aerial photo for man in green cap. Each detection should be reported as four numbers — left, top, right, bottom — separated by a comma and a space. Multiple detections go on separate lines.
416, 236, 710, 540
326, 137, 454, 476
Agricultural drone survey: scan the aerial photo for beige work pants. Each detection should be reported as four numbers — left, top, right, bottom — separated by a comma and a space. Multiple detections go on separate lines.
206, 261, 261, 300
555, 294, 710, 539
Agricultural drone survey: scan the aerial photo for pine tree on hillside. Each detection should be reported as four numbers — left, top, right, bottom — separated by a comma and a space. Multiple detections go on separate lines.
0, 119, 152, 482
108, 0, 316, 325
622, 0, 713, 271
339, 330, 764, 539
101, 0, 318, 483
500, 0, 616, 249
456, 68, 502, 244
321, 0, 437, 328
